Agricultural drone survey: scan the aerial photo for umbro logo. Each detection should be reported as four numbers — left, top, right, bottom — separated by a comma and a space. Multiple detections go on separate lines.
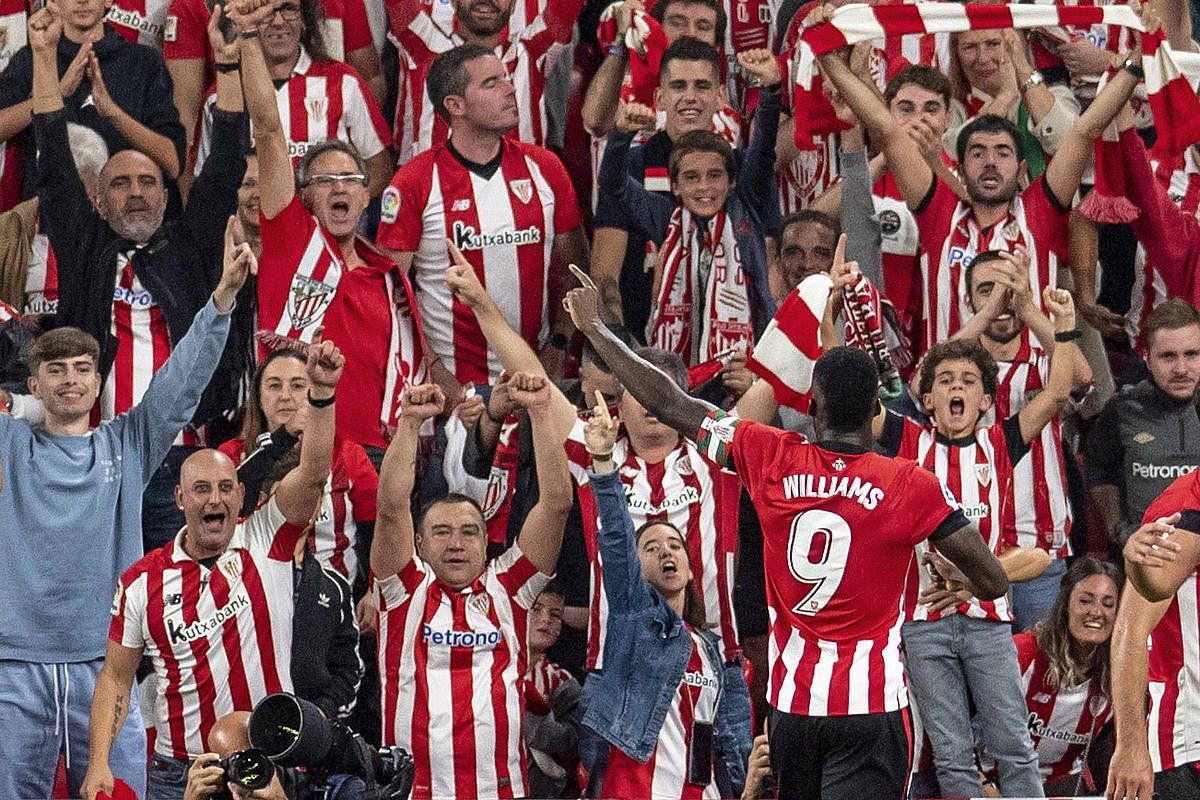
832, 458, 846, 471
1134, 432, 1156, 444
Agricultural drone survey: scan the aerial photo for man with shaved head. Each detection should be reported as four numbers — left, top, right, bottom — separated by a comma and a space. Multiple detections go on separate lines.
30, 0, 252, 553
83, 334, 345, 800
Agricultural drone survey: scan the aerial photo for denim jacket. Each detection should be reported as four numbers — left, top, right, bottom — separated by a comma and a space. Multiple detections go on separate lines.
581, 469, 751, 797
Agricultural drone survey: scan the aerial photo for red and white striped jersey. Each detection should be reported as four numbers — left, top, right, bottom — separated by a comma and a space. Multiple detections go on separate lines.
309, 438, 378, 580
376, 138, 581, 386
1141, 473, 1200, 772
101, 253, 170, 423
981, 335, 1072, 557
164, 0, 376, 67
914, 176, 1069, 353
106, 0, 171, 46
424, 0, 549, 39
389, 4, 573, 160
524, 653, 573, 715
696, 411, 966, 716
375, 545, 550, 800
1001, 632, 1112, 783
564, 417, 740, 670
258, 197, 428, 451
1127, 149, 1200, 356
109, 498, 305, 760
442, 410, 522, 548
217, 437, 379, 581
23, 231, 58, 315
0, 297, 16, 321
776, 136, 839, 218
195, 49, 390, 174
600, 630, 721, 799
888, 413, 1024, 623
873, 171, 928, 367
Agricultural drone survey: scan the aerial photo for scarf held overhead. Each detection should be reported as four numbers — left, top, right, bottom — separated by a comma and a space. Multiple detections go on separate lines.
746, 273, 832, 413
792, 2, 1200, 162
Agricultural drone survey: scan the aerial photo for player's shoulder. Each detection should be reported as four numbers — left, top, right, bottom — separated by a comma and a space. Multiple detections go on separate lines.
1144, 469, 1200, 523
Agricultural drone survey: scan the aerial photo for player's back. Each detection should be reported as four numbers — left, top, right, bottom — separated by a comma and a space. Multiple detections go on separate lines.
709, 417, 964, 715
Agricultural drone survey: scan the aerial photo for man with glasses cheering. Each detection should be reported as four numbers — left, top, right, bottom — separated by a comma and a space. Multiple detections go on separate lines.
194, 0, 393, 197
235, 0, 427, 465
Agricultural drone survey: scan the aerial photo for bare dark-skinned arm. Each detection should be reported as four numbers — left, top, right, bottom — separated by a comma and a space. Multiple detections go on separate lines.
934, 523, 1010, 600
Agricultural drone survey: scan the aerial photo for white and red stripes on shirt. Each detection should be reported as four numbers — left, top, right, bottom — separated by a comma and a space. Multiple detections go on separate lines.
982, 335, 1073, 557
376, 545, 550, 800
106, 0, 171, 45
194, 48, 390, 174
376, 138, 581, 386
896, 415, 1017, 623
915, 177, 1068, 353
564, 418, 740, 670
109, 498, 305, 760
599, 629, 721, 800
389, 4, 575, 160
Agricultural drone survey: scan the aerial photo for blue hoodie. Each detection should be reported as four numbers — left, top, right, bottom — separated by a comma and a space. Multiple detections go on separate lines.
0, 299, 230, 662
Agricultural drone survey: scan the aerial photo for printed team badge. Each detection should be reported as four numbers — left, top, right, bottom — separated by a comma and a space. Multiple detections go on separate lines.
480, 468, 511, 521
288, 274, 336, 329
380, 186, 400, 224
974, 463, 992, 486
509, 178, 533, 204
469, 593, 491, 616
305, 96, 328, 120
832, 458, 846, 472
110, 583, 124, 614
674, 456, 694, 476
221, 558, 243, 580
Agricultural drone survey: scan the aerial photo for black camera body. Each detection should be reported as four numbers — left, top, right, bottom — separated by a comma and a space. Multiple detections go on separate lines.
218, 749, 276, 792
248, 693, 415, 800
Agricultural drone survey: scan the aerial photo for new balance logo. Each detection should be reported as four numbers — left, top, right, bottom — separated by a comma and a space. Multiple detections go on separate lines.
451, 199, 472, 212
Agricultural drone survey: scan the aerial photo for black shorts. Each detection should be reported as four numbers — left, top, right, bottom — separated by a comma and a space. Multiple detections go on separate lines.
768, 706, 913, 800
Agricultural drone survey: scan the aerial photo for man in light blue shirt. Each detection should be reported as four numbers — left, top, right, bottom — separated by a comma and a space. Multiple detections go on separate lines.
0, 217, 256, 799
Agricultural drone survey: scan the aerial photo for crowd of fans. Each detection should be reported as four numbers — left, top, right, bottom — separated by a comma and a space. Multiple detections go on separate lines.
0, 0, 1198, 799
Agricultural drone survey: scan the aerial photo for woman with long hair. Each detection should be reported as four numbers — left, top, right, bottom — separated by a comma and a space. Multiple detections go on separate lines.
219, 346, 377, 583
982, 557, 1121, 795
944, 27, 1080, 177
578, 394, 751, 798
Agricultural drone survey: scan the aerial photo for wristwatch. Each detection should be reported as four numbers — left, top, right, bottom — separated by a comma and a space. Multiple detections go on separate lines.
1120, 54, 1145, 80
1022, 70, 1045, 91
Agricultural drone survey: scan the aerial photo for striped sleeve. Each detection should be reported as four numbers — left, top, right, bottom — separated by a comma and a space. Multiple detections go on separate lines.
376, 558, 428, 610
696, 408, 742, 470
493, 543, 552, 610
108, 571, 147, 649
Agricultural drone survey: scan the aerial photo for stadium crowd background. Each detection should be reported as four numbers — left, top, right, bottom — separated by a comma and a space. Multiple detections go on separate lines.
0, 0, 1198, 798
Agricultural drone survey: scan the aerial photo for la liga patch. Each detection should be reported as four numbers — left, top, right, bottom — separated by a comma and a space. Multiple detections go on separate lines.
381, 186, 400, 223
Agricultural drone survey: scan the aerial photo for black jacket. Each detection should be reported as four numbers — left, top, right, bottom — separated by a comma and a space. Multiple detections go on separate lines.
292, 552, 362, 720
34, 105, 252, 429
0, 26, 186, 198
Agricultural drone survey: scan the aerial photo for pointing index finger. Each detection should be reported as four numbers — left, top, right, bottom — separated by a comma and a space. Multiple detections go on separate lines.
593, 389, 613, 425
833, 233, 847, 267
569, 263, 597, 290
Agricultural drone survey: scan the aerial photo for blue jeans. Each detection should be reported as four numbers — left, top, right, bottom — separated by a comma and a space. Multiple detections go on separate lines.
147, 755, 189, 800
902, 616, 1043, 798
0, 660, 146, 799
1010, 557, 1067, 632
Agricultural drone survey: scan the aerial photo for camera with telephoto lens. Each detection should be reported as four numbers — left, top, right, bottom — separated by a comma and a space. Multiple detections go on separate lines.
248, 692, 415, 800
218, 749, 276, 792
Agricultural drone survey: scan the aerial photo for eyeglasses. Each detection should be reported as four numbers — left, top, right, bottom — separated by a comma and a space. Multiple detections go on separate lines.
304, 173, 367, 188
267, 2, 303, 22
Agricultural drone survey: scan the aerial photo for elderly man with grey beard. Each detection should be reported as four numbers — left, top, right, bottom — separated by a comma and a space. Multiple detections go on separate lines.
29, 2, 253, 552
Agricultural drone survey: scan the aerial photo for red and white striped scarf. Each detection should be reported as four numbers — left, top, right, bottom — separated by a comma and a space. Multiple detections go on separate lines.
597, 2, 669, 106
842, 273, 906, 395
794, 2, 1200, 162
746, 273, 831, 412
649, 206, 754, 366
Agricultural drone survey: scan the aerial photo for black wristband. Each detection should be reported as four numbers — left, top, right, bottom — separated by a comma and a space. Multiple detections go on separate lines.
239, 28, 259, 38
213, 61, 239, 73
1054, 329, 1082, 343
307, 391, 335, 408
1121, 55, 1144, 80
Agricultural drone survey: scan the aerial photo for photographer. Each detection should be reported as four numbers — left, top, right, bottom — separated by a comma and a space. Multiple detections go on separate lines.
184, 713, 286, 800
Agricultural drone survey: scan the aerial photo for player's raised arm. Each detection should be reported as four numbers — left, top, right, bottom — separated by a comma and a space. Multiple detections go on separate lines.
926, 522, 1010, 601
564, 266, 717, 440
372, 384, 444, 578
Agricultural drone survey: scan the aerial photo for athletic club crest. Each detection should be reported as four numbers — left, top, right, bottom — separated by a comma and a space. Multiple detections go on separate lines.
509, 178, 533, 204
305, 96, 328, 120
974, 463, 991, 486
469, 593, 491, 616
288, 274, 336, 330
